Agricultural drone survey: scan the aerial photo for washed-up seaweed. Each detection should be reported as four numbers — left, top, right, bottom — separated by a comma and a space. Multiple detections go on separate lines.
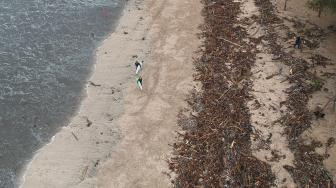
310, 54, 331, 67
254, 0, 334, 186
168, 0, 274, 187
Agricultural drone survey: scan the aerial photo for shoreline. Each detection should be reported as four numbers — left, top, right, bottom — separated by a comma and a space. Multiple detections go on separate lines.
20, 0, 148, 187
15, 0, 336, 187
20, 27, 120, 187
20, 0, 203, 187
0, 1, 127, 187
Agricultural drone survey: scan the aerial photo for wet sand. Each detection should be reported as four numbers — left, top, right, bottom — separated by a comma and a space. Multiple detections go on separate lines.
21, 0, 202, 187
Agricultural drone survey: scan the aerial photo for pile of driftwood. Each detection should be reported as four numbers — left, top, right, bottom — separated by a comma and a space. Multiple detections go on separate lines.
168, 0, 274, 187
254, 0, 334, 187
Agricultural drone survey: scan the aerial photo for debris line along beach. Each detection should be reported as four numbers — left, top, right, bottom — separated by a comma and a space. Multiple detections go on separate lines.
169, 0, 336, 187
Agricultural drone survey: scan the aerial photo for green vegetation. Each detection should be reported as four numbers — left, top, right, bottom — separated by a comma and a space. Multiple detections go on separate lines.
307, 0, 336, 17
311, 78, 324, 91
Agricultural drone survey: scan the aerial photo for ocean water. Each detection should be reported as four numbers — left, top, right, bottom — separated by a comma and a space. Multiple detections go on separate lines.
0, 0, 125, 187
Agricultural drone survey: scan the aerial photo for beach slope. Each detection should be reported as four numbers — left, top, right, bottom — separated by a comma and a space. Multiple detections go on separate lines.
97, 0, 202, 187
21, 0, 202, 187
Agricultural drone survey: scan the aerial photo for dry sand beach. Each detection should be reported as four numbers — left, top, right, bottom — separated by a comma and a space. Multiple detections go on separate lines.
97, 0, 202, 187
21, 0, 201, 187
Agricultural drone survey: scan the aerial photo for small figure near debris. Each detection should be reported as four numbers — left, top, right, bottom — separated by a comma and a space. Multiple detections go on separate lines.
135, 60, 143, 74
136, 76, 143, 90
294, 36, 302, 49
313, 106, 325, 119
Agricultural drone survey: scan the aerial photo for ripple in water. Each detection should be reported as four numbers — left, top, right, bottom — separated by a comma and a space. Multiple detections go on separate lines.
0, 0, 124, 187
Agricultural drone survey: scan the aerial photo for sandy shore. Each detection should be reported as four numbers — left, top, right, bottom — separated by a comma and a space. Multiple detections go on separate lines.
97, 0, 202, 187
21, 0, 202, 187
16, 0, 336, 187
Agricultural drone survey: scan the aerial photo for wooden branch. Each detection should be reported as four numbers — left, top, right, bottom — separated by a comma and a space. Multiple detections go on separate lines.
71, 132, 79, 141
219, 37, 244, 48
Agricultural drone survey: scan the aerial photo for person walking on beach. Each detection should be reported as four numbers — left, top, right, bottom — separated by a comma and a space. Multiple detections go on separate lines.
294, 36, 302, 49
135, 60, 143, 74
136, 76, 143, 90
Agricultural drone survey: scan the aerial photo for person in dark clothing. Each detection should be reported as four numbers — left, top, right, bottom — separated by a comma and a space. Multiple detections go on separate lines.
135, 61, 140, 68
294, 36, 302, 49
134, 60, 143, 74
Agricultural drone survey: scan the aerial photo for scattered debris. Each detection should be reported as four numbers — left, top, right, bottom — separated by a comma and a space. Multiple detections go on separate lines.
218, 37, 244, 48
326, 137, 336, 154
313, 106, 325, 119
321, 72, 336, 78
79, 166, 89, 181
168, 0, 334, 186
266, 149, 286, 162
89, 81, 101, 87
86, 118, 92, 127
105, 113, 114, 121
253, 99, 261, 109
327, 25, 336, 32
71, 132, 79, 141
322, 95, 336, 111
309, 54, 331, 67
94, 159, 100, 167
168, 0, 274, 187
265, 68, 282, 80
254, 0, 334, 186
302, 38, 320, 49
